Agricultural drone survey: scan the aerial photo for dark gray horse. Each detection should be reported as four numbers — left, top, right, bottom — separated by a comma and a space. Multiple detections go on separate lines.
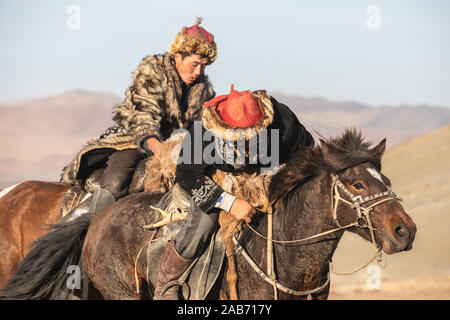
0, 129, 416, 300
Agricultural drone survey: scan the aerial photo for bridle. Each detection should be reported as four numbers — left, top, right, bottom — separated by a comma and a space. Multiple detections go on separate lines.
233, 172, 402, 299
331, 173, 401, 252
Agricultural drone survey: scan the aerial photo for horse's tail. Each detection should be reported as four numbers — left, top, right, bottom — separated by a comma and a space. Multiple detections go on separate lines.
0, 213, 95, 300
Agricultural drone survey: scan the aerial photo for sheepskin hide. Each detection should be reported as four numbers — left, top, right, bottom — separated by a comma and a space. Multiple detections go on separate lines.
144, 132, 274, 283
144, 135, 271, 212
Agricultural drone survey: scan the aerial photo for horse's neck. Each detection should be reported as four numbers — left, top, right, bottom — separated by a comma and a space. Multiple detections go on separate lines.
245, 173, 343, 292
280, 174, 343, 262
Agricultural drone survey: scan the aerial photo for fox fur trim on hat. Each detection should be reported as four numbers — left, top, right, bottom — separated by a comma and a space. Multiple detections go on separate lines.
200, 90, 275, 141
168, 18, 217, 64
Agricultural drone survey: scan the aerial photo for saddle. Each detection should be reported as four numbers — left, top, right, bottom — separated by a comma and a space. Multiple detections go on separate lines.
61, 134, 275, 299
145, 186, 226, 300
140, 136, 276, 300
60, 157, 148, 218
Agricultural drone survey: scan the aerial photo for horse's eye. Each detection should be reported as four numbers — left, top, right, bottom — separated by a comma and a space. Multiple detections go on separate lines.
353, 182, 364, 190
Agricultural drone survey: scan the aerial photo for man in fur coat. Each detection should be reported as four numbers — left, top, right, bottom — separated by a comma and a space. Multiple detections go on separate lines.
60, 18, 217, 222
154, 85, 314, 299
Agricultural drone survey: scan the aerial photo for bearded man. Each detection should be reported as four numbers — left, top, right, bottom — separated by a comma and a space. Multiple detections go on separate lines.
60, 18, 217, 222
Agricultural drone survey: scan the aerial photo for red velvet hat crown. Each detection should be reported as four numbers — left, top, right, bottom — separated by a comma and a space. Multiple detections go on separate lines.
185, 23, 213, 43
203, 85, 263, 128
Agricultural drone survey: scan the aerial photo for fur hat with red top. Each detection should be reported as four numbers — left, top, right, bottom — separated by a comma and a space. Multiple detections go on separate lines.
168, 17, 217, 64
201, 85, 274, 141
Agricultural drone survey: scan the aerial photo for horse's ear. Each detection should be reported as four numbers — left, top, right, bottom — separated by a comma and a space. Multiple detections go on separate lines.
319, 139, 333, 159
371, 138, 386, 160
319, 139, 329, 151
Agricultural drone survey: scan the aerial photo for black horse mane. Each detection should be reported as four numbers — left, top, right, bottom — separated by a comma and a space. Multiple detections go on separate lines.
269, 128, 385, 207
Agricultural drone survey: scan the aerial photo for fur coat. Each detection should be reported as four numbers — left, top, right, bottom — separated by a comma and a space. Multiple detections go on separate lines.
144, 92, 315, 213
173, 93, 314, 213
60, 53, 215, 186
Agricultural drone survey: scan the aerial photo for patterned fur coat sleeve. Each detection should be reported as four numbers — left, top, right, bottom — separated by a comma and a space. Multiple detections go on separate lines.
60, 52, 215, 186
112, 53, 215, 153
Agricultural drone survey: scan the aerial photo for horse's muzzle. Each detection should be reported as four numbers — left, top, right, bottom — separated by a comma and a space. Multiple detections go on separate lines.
381, 221, 417, 254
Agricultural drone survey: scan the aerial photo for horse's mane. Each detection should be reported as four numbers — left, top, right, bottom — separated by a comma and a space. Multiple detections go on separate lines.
269, 128, 386, 207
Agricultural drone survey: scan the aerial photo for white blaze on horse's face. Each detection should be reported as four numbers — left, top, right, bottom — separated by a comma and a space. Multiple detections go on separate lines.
366, 168, 385, 185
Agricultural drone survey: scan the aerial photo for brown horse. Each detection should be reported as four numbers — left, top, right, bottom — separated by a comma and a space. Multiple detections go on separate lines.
0, 181, 69, 288
0, 129, 417, 299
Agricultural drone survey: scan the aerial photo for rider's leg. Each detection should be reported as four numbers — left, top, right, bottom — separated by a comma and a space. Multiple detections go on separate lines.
100, 149, 142, 199
60, 149, 142, 223
173, 203, 219, 260
153, 201, 219, 300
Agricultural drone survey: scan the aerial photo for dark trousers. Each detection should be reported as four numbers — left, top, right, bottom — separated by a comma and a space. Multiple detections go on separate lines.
174, 201, 219, 260
101, 149, 218, 260
100, 149, 143, 199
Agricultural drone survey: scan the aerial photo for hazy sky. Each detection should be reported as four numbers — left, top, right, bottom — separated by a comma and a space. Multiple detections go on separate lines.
1, 0, 449, 107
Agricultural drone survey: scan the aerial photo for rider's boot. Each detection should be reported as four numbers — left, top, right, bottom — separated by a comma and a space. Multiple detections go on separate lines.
153, 239, 192, 300
59, 187, 116, 223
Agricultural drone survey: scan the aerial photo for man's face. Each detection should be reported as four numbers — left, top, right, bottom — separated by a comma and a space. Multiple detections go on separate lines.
175, 53, 209, 85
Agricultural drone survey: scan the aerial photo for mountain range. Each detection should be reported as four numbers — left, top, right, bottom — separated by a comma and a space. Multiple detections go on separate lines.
271, 92, 450, 148
0, 89, 449, 187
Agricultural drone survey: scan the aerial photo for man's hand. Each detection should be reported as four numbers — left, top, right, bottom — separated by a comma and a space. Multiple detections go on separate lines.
146, 137, 162, 158
229, 198, 256, 223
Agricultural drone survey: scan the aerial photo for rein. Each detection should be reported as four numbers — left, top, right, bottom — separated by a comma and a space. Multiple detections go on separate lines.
330, 173, 401, 252
233, 172, 401, 299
